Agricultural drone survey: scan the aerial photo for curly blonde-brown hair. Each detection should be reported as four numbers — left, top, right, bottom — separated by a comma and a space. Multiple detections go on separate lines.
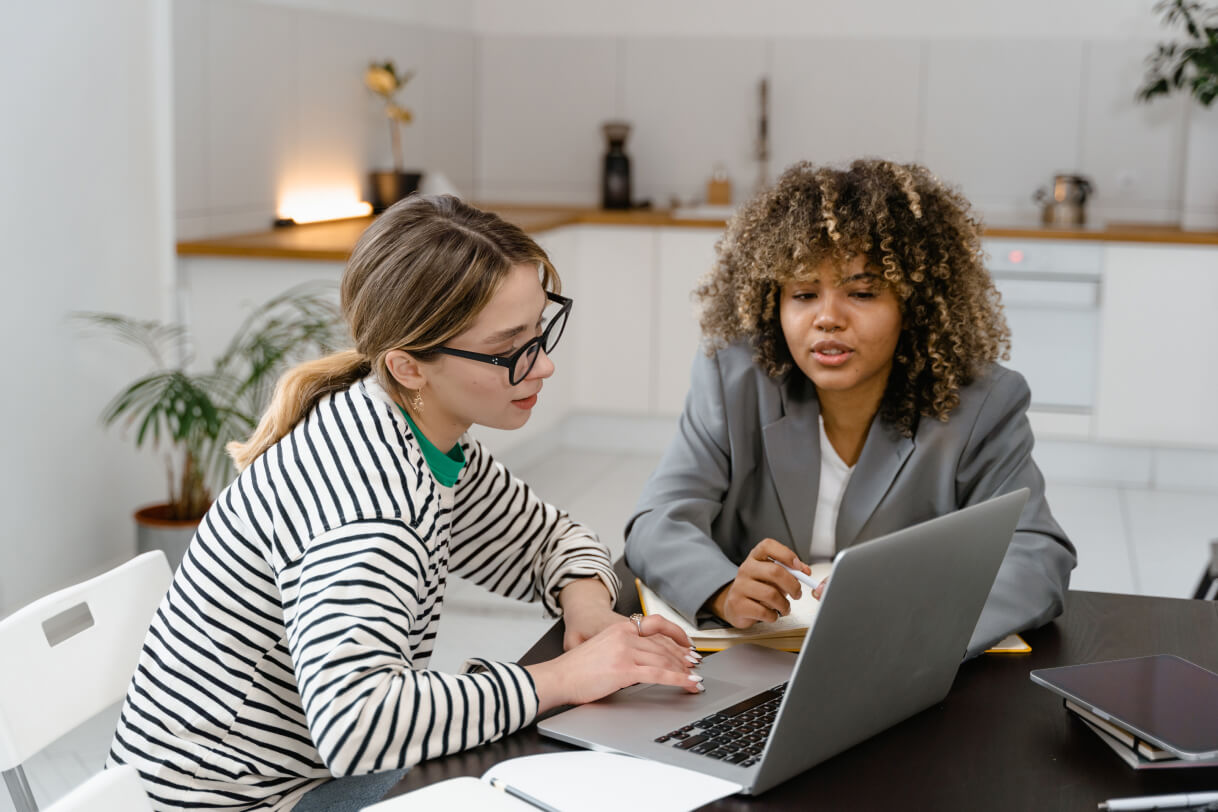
697, 159, 1010, 437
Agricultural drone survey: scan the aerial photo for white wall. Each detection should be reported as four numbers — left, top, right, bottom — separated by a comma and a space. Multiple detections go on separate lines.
0, 2, 171, 614
177, 0, 1212, 234
173, 0, 478, 239
469, 0, 1163, 39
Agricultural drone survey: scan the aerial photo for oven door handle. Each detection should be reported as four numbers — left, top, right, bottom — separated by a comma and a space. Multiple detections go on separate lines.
994, 278, 1100, 310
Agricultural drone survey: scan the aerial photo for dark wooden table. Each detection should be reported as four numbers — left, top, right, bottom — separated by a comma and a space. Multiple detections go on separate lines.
389, 584, 1218, 811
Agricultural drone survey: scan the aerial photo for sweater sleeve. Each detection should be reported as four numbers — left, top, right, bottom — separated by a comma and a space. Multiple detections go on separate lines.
449, 436, 619, 616
956, 368, 1078, 657
280, 520, 540, 776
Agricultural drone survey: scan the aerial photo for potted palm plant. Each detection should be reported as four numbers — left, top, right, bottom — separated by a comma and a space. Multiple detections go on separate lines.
79, 284, 346, 567
1138, 0, 1218, 228
1138, 0, 1218, 108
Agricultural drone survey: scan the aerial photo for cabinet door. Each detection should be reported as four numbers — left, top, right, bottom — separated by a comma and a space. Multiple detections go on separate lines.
655, 228, 720, 414
1095, 245, 1218, 448
566, 225, 657, 414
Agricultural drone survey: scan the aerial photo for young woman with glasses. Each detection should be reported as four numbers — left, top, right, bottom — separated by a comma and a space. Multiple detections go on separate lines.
108, 195, 701, 812
625, 160, 1076, 659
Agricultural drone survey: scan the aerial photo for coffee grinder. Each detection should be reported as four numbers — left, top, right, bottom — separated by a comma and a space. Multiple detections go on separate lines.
601, 121, 632, 210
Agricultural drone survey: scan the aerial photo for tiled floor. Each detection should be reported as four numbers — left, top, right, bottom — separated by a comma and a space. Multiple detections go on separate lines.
8, 446, 1217, 811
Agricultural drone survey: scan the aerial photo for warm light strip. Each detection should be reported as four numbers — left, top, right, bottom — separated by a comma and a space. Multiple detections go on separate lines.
277, 189, 372, 224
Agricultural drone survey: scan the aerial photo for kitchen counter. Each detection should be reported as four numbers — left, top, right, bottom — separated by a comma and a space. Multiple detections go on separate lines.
176, 204, 1218, 261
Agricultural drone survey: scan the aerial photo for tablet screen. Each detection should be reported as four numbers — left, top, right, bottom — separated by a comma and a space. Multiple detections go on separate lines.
1030, 655, 1218, 758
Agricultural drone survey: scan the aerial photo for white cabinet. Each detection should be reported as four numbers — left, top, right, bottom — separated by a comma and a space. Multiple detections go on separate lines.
560, 225, 719, 416
1095, 244, 1218, 448
983, 238, 1102, 419
565, 226, 656, 414
178, 227, 1218, 454
655, 229, 719, 414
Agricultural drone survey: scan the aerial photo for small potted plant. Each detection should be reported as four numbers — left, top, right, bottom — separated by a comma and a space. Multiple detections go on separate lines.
1138, 0, 1218, 108
1138, 0, 1218, 229
78, 284, 346, 567
365, 60, 421, 212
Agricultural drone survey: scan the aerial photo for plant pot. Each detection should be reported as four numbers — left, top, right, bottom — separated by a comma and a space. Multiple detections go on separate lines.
1181, 105, 1218, 230
369, 170, 423, 213
134, 504, 200, 571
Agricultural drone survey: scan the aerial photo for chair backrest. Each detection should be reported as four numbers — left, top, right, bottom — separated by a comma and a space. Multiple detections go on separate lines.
1195, 539, 1218, 600
0, 551, 172, 771
44, 764, 153, 812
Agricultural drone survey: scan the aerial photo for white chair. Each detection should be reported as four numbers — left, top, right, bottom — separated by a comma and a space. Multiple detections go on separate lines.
43, 764, 153, 812
0, 552, 172, 812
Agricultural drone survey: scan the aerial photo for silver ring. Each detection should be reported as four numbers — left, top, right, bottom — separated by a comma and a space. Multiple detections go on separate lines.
629, 613, 644, 635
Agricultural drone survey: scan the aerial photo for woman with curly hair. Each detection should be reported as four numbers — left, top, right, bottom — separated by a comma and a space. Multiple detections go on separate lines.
624, 159, 1076, 657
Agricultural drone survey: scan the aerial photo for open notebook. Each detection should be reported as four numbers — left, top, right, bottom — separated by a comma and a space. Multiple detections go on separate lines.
636, 566, 831, 652
365, 751, 741, 811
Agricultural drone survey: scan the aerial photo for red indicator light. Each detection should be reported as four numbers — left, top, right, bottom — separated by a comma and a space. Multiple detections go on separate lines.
1008, 249, 1024, 264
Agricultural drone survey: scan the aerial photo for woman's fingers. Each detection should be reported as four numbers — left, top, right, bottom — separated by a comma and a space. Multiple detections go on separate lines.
630, 646, 696, 675
743, 539, 807, 599
751, 538, 810, 573
629, 624, 701, 668
638, 614, 693, 650
738, 578, 791, 617
633, 664, 705, 693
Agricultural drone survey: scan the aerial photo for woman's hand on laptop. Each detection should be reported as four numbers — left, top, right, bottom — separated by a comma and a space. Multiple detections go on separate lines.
710, 538, 812, 628
525, 615, 703, 713
558, 577, 627, 650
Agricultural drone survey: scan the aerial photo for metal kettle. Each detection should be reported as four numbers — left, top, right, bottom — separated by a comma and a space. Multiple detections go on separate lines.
1034, 174, 1094, 227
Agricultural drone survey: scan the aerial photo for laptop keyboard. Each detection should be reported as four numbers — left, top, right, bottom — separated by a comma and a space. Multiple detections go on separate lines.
653, 683, 787, 767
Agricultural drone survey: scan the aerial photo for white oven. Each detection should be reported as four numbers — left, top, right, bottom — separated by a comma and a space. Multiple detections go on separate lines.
983, 239, 1103, 433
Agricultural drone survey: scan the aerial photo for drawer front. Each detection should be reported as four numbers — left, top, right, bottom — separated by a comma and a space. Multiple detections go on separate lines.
984, 239, 1103, 276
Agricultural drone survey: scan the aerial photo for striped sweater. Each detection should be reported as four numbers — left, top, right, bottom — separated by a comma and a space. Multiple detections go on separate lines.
108, 377, 618, 811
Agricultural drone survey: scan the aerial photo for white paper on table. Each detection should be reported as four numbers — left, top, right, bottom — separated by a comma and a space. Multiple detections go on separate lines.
481, 750, 743, 812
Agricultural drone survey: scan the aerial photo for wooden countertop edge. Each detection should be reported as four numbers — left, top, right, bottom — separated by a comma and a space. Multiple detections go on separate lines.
175, 243, 354, 261
177, 210, 1218, 261
983, 225, 1218, 245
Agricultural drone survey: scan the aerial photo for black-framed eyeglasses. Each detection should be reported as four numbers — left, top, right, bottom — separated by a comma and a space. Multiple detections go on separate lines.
434, 291, 572, 385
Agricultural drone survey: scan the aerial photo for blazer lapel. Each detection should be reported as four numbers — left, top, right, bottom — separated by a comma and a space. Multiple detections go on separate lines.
762, 374, 821, 557
836, 418, 915, 550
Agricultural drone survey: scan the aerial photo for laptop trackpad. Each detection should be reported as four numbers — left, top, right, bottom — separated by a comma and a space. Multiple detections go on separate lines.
604, 675, 750, 710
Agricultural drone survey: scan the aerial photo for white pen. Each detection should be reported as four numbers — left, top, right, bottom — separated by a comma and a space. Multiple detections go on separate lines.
767, 556, 823, 592
1098, 791, 1218, 811
489, 777, 563, 812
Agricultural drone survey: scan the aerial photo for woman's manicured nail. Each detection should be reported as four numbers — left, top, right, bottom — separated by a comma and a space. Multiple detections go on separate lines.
686, 653, 700, 664
695, 682, 706, 692
688, 673, 704, 683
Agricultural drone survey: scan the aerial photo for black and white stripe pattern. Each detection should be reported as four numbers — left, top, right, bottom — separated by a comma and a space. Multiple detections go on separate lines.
108, 378, 617, 811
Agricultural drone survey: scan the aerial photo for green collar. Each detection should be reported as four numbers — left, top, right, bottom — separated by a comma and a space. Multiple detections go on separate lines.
396, 404, 466, 488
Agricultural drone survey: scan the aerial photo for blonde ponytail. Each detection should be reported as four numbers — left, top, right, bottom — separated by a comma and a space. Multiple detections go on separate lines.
228, 349, 371, 470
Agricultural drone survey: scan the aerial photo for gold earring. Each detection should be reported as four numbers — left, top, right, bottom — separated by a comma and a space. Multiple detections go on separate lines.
411, 390, 424, 414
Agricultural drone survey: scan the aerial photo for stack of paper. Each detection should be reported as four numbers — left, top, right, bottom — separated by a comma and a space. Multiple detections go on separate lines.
636, 564, 832, 652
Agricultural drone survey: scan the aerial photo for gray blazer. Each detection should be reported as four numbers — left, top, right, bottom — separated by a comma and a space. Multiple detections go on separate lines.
624, 342, 1076, 657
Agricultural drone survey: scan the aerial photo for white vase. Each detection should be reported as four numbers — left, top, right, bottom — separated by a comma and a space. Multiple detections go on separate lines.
1181, 104, 1218, 231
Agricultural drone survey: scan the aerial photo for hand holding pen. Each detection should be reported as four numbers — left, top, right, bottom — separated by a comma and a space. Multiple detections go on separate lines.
768, 557, 829, 601
708, 538, 825, 628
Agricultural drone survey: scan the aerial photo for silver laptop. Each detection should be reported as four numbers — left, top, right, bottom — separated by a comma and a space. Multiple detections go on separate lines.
538, 488, 1029, 795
